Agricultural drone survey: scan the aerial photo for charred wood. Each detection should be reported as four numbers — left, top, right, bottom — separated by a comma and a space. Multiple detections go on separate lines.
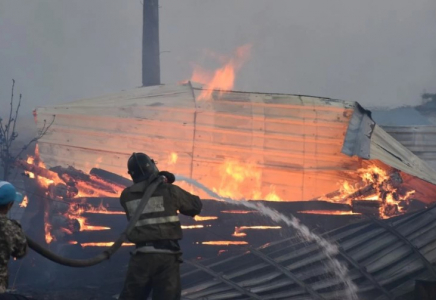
50, 165, 91, 182
48, 200, 71, 215
352, 200, 381, 216
77, 213, 125, 227
49, 183, 78, 199
49, 215, 80, 233
17, 159, 61, 181
71, 231, 121, 243
50, 166, 120, 195
90, 168, 132, 187
68, 197, 120, 208
342, 185, 377, 203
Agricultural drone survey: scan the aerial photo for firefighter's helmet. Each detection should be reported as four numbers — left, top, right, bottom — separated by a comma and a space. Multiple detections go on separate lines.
127, 152, 159, 183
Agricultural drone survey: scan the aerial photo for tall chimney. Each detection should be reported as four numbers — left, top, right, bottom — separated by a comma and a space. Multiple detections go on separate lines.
142, 0, 160, 87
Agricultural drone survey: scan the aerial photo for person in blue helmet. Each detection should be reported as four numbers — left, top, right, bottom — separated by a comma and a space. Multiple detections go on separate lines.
0, 181, 27, 295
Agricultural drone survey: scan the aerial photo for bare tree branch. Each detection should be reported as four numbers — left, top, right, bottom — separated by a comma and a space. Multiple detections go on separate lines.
12, 115, 56, 162
0, 118, 5, 141
9, 93, 21, 148
1, 79, 55, 180
6, 79, 15, 142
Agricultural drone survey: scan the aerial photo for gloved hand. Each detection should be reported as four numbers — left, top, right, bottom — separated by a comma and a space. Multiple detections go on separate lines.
159, 171, 175, 184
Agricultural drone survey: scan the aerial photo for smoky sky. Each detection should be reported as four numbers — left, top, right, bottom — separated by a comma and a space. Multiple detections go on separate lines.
1, 0, 436, 117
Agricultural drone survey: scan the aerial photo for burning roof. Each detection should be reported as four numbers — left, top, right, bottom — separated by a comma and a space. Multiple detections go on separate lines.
12, 85, 436, 298
34, 84, 436, 204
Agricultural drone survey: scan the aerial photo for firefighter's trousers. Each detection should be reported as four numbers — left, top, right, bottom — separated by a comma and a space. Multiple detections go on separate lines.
119, 252, 181, 300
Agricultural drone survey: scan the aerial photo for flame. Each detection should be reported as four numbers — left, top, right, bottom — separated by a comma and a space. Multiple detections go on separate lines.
19, 196, 28, 208
25, 154, 63, 190
320, 164, 415, 218
232, 226, 281, 237
221, 210, 256, 214
194, 215, 218, 221
191, 45, 252, 100
217, 250, 228, 256
181, 225, 204, 229
297, 210, 361, 215
85, 210, 124, 215
44, 214, 54, 244
168, 152, 178, 165
24, 151, 126, 242
26, 156, 34, 165
75, 180, 123, 198
199, 241, 248, 246
213, 159, 282, 201
72, 215, 111, 231
82, 201, 124, 215
69, 241, 134, 247
264, 186, 282, 201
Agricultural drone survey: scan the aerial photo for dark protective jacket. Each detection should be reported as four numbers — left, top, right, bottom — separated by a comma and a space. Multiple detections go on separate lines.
0, 215, 27, 293
120, 180, 202, 244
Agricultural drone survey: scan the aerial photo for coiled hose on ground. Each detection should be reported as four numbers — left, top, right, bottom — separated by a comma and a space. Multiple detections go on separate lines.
25, 176, 164, 268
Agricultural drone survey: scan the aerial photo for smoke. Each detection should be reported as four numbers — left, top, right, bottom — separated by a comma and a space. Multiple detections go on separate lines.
1, 0, 435, 115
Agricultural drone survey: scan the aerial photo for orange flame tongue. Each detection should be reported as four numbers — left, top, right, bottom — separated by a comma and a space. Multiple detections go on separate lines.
298, 210, 361, 215
200, 241, 248, 246
19, 196, 28, 208
232, 226, 281, 237
213, 159, 282, 201
167, 152, 178, 165
194, 215, 218, 221
191, 45, 251, 100
69, 241, 134, 247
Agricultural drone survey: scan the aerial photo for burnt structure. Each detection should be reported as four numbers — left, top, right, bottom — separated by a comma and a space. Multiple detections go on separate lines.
13, 85, 436, 298
180, 206, 436, 300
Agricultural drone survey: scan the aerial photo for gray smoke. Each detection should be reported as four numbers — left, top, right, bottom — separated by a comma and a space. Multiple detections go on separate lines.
1, 0, 435, 116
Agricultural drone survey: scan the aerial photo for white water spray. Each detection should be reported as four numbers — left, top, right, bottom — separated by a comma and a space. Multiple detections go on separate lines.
177, 175, 358, 300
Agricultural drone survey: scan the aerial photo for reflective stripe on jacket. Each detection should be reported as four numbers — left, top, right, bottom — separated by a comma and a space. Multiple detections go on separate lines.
120, 180, 202, 244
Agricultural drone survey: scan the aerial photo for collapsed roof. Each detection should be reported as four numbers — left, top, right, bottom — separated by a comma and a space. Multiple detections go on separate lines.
180, 205, 436, 300
35, 83, 436, 201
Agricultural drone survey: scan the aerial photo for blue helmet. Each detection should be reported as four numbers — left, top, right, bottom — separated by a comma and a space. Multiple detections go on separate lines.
0, 181, 24, 206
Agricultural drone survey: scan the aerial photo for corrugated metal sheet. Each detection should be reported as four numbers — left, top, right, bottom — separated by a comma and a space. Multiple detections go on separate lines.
180, 206, 436, 300
369, 125, 436, 185
35, 83, 436, 201
382, 126, 436, 170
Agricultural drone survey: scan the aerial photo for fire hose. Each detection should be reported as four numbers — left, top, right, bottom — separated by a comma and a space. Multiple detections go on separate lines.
25, 176, 164, 268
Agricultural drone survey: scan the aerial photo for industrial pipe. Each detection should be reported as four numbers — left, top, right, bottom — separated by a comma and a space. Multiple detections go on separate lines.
25, 176, 164, 268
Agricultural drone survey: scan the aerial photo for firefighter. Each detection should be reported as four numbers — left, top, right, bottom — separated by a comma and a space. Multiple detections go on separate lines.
0, 182, 27, 297
118, 153, 202, 300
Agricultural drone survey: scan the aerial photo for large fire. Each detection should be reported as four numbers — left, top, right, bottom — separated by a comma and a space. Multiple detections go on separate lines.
190, 45, 251, 100
319, 164, 416, 218
21, 143, 417, 249
23, 148, 126, 244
